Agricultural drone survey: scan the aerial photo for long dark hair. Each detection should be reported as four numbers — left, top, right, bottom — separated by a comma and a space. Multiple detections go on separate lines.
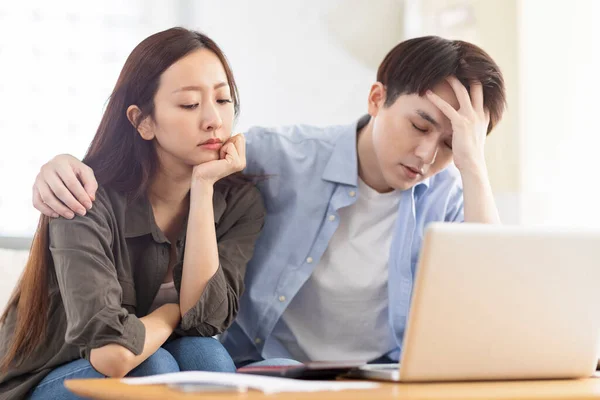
0, 27, 240, 371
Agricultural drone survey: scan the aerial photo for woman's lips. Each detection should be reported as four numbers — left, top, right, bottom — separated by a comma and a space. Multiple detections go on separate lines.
199, 143, 222, 151
199, 138, 223, 151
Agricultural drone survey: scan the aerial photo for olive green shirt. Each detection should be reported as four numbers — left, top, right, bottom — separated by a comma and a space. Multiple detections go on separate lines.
0, 181, 265, 400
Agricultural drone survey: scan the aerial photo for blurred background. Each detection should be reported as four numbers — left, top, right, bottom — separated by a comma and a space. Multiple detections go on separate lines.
0, 0, 599, 238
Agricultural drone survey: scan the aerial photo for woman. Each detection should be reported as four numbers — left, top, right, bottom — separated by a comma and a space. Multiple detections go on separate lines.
0, 27, 265, 400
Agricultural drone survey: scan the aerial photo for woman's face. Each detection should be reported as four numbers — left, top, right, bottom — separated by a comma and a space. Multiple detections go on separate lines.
139, 48, 235, 169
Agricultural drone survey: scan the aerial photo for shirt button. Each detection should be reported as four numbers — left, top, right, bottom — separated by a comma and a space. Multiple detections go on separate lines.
328, 215, 336, 222
254, 338, 262, 344
349, 191, 356, 197
279, 295, 286, 302
306, 257, 313, 264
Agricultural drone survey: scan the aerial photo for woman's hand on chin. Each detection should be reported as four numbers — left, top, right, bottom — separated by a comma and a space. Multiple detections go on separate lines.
192, 134, 246, 188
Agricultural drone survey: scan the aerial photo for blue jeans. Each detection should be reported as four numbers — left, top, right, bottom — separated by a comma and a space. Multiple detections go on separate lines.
29, 336, 235, 400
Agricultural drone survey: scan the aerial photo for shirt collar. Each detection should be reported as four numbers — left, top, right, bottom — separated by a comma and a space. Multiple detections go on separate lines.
124, 194, 155, 239
322, 115, 431, 191
321, 117, 362, 186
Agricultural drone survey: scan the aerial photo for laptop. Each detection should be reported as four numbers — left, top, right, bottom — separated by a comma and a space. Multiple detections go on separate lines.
352, 223, 600, 382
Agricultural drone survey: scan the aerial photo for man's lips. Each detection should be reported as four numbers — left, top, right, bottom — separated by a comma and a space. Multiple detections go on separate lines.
400, 164, 424, 179
401, 164, 423, 175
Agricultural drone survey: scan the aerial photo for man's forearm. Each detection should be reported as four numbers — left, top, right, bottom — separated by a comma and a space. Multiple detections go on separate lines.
89, 303, 180, 377
460, 165, 501, 224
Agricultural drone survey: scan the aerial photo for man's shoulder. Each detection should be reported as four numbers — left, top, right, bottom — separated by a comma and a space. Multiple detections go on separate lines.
244, 122, 349, 150
243, 122, 355, 176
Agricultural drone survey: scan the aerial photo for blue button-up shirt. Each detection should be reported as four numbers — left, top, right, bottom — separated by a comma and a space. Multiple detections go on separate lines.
222, 116, 465, 363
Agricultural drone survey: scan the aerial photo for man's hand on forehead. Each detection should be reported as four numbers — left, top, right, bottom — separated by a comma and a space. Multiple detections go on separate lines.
425, 76, 490, 173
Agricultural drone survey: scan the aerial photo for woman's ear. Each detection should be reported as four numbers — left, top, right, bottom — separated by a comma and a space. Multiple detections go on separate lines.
126, 105, 154, 141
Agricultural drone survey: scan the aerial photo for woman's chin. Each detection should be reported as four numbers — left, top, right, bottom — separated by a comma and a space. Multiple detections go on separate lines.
193, 152, 220, 164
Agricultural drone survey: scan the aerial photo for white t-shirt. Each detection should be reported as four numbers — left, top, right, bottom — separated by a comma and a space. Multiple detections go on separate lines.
276, 178, 401, 362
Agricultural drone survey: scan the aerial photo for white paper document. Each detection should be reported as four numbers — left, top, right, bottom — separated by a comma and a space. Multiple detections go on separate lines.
121, 371, 379, 394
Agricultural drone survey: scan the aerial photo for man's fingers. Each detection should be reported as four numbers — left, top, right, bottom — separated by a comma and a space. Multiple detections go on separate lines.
445, 76, 472, 112
37, 181, 75, 219
33, 186, 59, 218
43, 171, 87, 216
483, 110, 491, 133
60, 166, 93, 210
470, 81, 484, 113
75, 164, 98, 202
426, 90, 460, 121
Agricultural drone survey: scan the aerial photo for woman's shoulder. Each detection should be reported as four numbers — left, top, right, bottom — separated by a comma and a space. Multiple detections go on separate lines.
214, 179, 266, 222
93, 185, 129, 211
48, 185, 129, 232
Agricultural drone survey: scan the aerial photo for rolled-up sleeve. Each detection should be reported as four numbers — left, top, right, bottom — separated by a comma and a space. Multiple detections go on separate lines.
49, 198, 145, 360
174, 184, 266, 337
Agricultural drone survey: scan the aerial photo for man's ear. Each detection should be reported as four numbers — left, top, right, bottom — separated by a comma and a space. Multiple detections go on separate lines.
367, 82, 387, 117
126, 105, 154, 141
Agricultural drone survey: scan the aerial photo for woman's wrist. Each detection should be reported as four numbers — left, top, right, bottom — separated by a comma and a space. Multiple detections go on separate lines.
190, 179, 215, 196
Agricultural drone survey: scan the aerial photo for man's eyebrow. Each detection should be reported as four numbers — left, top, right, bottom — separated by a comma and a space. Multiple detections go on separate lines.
416, 110, 440, 128
172, 81, 229, 93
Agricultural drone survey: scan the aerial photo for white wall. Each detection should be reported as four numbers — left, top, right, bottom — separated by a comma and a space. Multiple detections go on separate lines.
182, 0, 397, 132
0, 1, 183, 236
519, 0, 600, 227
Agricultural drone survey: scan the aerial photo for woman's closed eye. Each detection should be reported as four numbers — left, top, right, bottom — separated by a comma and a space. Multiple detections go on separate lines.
181, 103, 199, 110
181, 99, 231, 109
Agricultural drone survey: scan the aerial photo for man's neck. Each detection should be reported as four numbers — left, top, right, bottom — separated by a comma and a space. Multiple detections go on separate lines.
356, 117, 394, 194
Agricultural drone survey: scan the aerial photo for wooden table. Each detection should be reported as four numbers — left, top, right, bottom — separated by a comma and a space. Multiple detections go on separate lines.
65, 377, 600, 400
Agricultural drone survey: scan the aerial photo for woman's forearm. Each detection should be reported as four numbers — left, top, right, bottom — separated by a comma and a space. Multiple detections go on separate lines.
89, 303, 180, 377
179, 182, 220, 317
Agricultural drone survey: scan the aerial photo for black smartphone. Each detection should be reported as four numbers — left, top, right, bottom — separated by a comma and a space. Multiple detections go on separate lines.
237, 361, 365, 380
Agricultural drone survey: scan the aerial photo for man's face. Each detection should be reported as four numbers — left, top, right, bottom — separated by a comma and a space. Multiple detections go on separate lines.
368, 81, 460, 191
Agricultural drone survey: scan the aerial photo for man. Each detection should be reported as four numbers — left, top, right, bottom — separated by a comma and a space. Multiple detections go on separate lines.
32, 36, 505, 366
